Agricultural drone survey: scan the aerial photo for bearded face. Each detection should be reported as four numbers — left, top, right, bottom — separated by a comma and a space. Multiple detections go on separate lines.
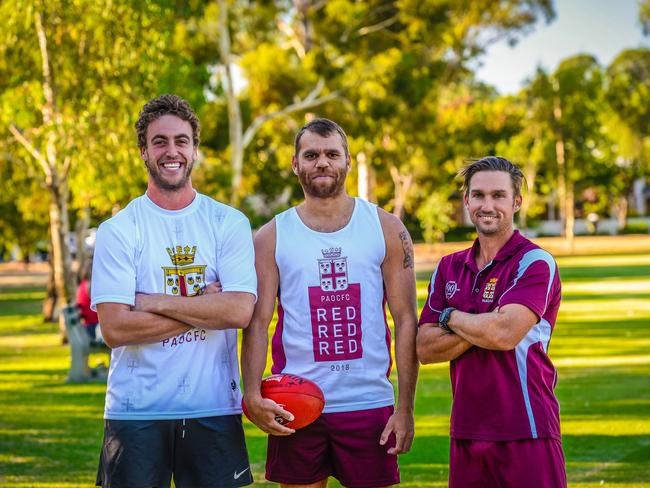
142, 114, 197, 193
293, 131, 350, 199
464, 171, 521, 238
297, 163, 347, 198
144, 154, 194, 191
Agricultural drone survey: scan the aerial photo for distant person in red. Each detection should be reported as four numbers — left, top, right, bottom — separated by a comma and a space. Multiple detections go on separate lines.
416, 157, 567, 488
77, 261, 99, 341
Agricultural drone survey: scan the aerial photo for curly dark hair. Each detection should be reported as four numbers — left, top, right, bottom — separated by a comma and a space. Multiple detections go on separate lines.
135, 94, 200, 148
459, 156, 525, 197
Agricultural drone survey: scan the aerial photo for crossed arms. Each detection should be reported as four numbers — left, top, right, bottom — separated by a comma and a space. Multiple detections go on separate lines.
416, 303, 539, 364
97, 286, 255, 348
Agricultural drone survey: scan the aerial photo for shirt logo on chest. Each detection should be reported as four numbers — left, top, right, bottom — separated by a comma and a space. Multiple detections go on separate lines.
162, 244, 206, 297
445, 281, 460, 300
482, 278, 498, 303
318, 247, 348, 291
308, 247, 363, 362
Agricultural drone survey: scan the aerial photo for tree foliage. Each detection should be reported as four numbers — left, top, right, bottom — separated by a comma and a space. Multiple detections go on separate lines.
0, 0, 187, 316
0, 0, 648, 265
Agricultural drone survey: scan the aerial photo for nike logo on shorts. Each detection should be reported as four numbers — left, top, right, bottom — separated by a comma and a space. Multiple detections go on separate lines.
234, 467, 250, 479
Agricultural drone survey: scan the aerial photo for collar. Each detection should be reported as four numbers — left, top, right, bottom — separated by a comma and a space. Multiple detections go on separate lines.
464, 230, 525, 272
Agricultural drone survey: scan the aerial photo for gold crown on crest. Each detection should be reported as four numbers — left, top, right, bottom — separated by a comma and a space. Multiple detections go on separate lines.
167, 245, 196, 265
321, 247, 342, 259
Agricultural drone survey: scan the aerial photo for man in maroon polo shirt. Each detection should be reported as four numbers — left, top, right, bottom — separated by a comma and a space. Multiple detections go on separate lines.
417, 157, 567, 488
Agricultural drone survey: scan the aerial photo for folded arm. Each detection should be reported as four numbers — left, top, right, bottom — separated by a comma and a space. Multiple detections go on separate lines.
134, 289, 255, 330
97, 302, 192, 348
445, 303, 538, 350
416, 323, 473, 364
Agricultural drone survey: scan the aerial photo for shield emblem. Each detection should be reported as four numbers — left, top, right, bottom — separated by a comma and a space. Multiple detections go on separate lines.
163, 265, 207, 296
445, 281, 459, 300
318, 257, 348, 291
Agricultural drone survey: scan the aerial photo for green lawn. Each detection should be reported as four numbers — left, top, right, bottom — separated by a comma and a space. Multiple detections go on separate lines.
0, 253, 649, 487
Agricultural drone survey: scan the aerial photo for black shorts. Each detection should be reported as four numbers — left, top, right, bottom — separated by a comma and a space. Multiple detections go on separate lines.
96, 415, 253, 488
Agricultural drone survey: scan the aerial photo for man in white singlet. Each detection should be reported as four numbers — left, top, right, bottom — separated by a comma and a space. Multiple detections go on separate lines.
242, 119, 419, 488
91, 95, 256, 488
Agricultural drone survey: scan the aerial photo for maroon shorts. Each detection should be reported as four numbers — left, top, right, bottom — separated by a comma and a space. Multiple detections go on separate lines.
450, 437, 567, 488
266, 405, 399, 488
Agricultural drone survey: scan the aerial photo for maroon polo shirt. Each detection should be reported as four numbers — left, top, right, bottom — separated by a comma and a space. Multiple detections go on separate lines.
419, 230, 562, 441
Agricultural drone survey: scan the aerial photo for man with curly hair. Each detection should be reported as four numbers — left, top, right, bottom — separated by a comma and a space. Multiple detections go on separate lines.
92, 94, 256, 488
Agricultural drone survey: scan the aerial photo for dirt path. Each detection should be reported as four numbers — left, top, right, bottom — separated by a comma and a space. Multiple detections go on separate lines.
0, 262, 48, 287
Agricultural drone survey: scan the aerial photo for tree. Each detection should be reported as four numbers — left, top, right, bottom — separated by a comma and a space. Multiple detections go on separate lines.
603, 48, 650, 227
175, 0, 555, 230
521, 56, 604, 244
201, 0, 337, 205
284, 0, 554, 229
0, 1, 177, 326
0, 153, 49, 265
640, 0, 650, 35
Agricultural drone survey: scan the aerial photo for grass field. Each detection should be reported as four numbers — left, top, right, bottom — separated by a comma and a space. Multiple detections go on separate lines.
0, 253, 649, 487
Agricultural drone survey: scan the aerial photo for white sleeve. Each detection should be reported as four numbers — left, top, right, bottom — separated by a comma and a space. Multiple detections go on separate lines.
91, 220, 137, 310
216, 213, 257, 299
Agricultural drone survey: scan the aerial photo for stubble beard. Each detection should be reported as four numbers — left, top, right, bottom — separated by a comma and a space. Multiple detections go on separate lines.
146, 157, 194, 191
298, 167, 347, 199
474, 213, 511, 237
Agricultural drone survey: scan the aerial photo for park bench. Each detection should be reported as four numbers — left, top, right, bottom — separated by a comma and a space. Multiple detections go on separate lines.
62, 304, 109, 383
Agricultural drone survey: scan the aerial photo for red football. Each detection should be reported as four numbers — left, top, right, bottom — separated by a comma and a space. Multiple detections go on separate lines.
242, 373, 325, 430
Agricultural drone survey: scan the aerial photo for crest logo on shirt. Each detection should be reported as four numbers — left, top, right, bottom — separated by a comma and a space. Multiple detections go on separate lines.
482, 278, 498, 303
445, 281, 460, 300
318, 247, 348, 292
308, 247, 363, 362
162, 245, 206, 297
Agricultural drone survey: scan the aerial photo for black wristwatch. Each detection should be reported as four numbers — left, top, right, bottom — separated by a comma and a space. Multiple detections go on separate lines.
439, 307, 456, 333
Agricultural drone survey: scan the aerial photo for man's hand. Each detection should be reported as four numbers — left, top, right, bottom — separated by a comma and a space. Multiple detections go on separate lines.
243, 393, 296, 436
379, 408, 415, 455
199, 281, 222, 295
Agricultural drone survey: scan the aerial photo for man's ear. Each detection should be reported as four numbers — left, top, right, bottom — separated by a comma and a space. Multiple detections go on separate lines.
291, 156, 299, 175
140, 147, 147, 161
514, 195, 522, 211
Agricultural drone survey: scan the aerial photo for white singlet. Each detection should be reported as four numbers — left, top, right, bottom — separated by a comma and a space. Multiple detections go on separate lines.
91, 192, 256, 420
272, 198, 395, 413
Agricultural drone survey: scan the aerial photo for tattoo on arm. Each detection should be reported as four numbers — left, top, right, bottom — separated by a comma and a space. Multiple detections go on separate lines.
399, 230, 414, 269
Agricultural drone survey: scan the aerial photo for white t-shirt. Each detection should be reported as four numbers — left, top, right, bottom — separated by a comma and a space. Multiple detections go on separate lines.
91, 192, 256, 420
272, 198, 395, 413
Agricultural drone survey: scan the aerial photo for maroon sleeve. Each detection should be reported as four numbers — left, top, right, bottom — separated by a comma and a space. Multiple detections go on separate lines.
498, 255, 558, 320
418, 262, 447, 326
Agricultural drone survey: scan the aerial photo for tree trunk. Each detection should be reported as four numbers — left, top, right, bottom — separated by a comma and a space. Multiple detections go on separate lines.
75, 205, 91, 282
389, 166, 413, 221
294, 0, 313, 53
217, 0, 244, 206
616, 195, 628, 231
555, 140, 567, 236
356, 151, 376, 202
553, 91, 573, 249
42, 253, 57, 322
518, 163, 537, 230
565, 176, 575, 250
48, 172, 75, 341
